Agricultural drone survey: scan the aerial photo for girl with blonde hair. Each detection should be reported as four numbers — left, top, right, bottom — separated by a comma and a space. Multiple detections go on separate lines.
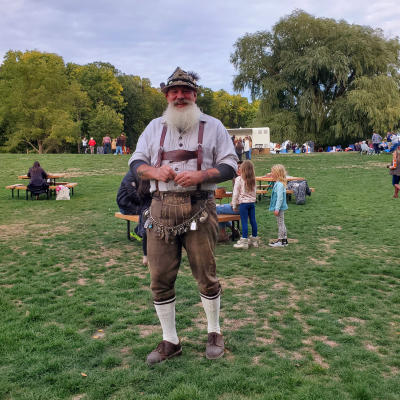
231, 160, 259, 249
268, 164, 289, 247
388, 146, 400, 198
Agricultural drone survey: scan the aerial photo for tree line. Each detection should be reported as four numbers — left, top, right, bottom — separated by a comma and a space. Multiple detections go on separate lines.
0, 51, 257, 153
2, 10, 399, 153
231, 10, 400, 145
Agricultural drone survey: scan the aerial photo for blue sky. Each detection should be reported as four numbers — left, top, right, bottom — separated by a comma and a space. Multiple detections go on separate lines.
1, 0, 399, 96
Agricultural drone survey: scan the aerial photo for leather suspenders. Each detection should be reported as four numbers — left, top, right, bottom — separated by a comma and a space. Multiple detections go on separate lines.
155, 122, 205, 190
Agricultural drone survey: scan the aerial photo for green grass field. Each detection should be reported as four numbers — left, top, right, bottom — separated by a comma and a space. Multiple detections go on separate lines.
0, 152, 399, 400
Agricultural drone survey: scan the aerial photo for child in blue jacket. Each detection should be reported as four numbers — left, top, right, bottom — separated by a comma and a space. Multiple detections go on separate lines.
268, 164, 289, 247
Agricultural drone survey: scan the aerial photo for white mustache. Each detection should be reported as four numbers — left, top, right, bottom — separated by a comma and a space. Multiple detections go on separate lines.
173, 99, 191, 106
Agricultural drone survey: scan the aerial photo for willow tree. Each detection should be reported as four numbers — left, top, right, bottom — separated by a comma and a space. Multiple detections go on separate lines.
231, 10, 400, 144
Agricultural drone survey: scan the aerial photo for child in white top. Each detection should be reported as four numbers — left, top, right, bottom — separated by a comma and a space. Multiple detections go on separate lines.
232, 160, 258, 249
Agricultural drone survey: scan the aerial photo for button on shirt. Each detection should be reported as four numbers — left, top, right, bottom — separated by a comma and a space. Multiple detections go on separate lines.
129, 113, 238, 192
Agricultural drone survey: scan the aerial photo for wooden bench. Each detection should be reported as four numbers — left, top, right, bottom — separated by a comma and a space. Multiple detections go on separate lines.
115, 212, 241, 241
49, 182, 78, 196
6, 182, 78, 199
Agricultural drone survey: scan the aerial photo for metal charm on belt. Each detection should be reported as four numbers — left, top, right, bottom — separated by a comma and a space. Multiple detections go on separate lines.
144, 206, 209, 241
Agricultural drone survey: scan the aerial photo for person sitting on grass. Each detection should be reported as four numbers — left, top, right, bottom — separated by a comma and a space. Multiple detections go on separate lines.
27, 161, 49, 198
232, 160, 259, 249
268, 164, 289, 247
387, 146, 400, 198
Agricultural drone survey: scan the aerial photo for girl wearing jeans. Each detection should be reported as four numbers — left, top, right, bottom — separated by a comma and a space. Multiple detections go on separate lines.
232, 160, 258, 249
268, 164, 289, 247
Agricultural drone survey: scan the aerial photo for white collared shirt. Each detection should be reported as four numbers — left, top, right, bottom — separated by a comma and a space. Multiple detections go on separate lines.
129, 113, 238, 192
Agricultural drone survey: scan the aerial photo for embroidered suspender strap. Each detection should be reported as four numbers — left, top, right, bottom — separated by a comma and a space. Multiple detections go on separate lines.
197, 121, 205, 190
155, 124, 168, 168
155, 124, 168, 191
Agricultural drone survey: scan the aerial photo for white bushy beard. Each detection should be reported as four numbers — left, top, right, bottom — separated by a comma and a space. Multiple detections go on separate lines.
163, 101, 201, 132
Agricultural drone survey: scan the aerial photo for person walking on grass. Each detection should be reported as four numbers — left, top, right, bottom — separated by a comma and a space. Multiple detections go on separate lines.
88, 137, 96, 154
387, 146, 400, 198
102, 135, 112, 154
82, 137, 88, 154
372, 132, 382, 154
115, 135, 123, 155
268, 164, 289, 247
129, 67, 237, 365
232, 160, 259, 249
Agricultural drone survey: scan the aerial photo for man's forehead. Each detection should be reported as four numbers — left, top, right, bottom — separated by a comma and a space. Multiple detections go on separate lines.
167, 85, 196, 93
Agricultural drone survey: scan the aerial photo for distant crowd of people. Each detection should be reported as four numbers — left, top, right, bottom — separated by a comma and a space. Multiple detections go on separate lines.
343, 132, 400, 155
274, 141, 315, 154
81, 134, 130, 155
272, 132, 400, 155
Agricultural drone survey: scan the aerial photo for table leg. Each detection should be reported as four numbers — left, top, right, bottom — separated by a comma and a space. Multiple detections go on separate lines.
127, 220, 131, 241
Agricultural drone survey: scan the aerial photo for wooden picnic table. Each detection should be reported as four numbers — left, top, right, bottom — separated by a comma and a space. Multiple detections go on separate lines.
256, 175, 305, 200
18, 173, 66, 186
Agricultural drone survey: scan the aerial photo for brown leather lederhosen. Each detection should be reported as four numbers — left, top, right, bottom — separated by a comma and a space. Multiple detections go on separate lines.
147, 121, 220, 303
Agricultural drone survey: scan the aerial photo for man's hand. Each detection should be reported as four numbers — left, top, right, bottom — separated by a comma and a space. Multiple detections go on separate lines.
174, 170, 208, 187
155, 165, 177, 182
137, 164, 176, 182
274, 210, 279, 216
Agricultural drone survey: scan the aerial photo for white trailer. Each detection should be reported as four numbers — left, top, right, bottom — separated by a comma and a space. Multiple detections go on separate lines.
227, 127, 271, 154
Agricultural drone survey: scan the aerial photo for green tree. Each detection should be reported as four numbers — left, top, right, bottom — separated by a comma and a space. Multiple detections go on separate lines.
87, 102, 124, 143
0, 50, 88, 153
211, 90, 258, 128
118, 75, 166, 147
231, 10, 400, 144
66, 62, 124, 111
197, 87, 215, 115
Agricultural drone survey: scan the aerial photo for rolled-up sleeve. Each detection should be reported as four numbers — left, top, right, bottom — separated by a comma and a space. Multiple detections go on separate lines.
128, 122, 154, 166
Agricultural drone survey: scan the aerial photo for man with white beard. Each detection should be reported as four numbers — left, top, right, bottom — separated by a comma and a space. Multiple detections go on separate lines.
129, 67, 237, 365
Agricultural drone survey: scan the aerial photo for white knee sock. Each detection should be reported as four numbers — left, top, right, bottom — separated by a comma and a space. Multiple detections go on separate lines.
201, 295, 221, 334
154, 300, 179, 344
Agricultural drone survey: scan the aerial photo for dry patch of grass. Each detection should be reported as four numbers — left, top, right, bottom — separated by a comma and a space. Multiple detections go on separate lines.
363, 341, 382, 355
273, 348, 304, 361
339, 317, 365, 336
320, 225, 342, 231
0, 223, 28, 239
220, 276, 258, 289
320, 237, 339, 255
72, 395, 86, 400
309, 257, 329, 265
137, 325, 161, 338
302, 335, 339, 348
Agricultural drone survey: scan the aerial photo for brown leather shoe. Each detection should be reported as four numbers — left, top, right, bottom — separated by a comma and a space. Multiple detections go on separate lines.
146, 340, 182, 365
206, 332, 224, 360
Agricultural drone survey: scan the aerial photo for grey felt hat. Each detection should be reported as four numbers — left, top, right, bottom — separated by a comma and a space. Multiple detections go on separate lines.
160, 67, 199, 93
